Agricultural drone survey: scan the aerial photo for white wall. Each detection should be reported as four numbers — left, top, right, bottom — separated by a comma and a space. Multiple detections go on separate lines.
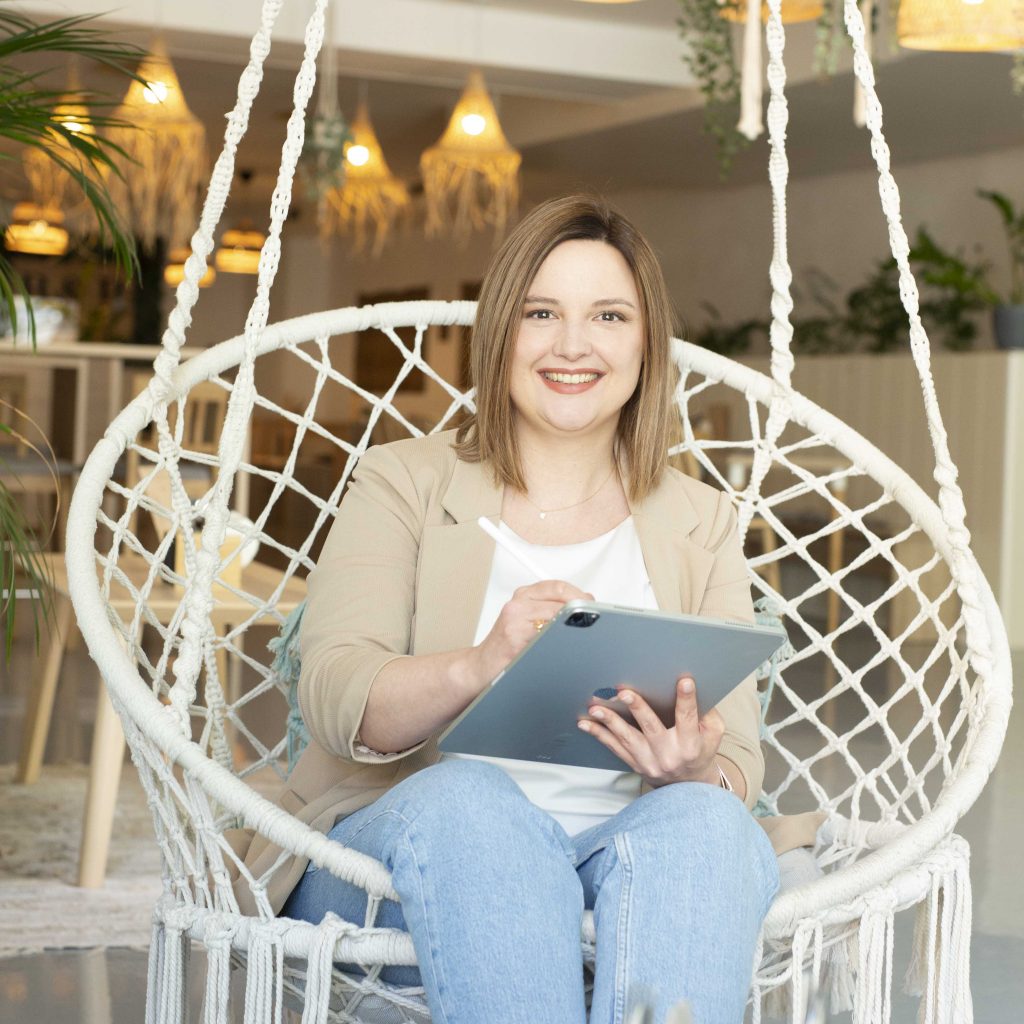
612, 144, 1024, 341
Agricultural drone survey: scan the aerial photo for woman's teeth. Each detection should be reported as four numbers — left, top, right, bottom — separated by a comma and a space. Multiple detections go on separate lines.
542, 372, 600, 384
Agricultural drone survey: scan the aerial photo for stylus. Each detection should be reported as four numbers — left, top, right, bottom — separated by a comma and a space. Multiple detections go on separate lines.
476, 516, 548, 581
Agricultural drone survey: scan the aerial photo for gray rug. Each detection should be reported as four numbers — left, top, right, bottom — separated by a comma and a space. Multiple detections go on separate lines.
0, 763, 162, 958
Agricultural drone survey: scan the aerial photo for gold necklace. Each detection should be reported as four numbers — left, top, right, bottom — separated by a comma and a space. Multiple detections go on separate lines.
521, 463, 618, 520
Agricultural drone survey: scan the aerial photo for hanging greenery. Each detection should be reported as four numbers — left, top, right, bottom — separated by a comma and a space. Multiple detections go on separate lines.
676, 0, 749, 175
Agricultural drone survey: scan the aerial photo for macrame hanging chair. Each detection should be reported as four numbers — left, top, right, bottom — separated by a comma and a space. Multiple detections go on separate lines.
65, 0, 1012, 1021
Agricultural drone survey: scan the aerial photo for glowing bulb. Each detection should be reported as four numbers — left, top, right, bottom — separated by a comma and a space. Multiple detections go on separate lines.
63, 119, 85, 134
346, 144, 370, 167
143, 80, 169, 104
460, 113, 486, 136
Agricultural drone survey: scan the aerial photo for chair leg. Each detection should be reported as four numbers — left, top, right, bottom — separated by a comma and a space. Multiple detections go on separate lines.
15, 594, 73, 784
77, 682, 127, 888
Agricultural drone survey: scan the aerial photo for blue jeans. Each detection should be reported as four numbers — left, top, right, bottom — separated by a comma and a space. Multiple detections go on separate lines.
282, 760, 779, 1024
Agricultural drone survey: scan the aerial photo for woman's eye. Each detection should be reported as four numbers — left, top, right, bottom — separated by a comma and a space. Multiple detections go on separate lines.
598, 310, 625, 322
526, 308, 554, 319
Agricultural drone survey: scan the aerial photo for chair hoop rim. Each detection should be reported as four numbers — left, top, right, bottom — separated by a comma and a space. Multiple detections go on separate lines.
64, 300, 1013, 937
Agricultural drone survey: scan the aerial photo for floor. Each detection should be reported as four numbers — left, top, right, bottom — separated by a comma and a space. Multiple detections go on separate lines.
0, 587, 1020, 1022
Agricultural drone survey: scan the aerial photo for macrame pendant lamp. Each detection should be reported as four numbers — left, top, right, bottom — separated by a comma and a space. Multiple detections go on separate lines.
720, 0, 824, 22
21, 70, 101, 237
4, 202, 68, 256
898, 0, 1024, 51
325, 98, 410, 255
106, 39, 206, 251
164, 246, 215, 287
420, 69, 521, 240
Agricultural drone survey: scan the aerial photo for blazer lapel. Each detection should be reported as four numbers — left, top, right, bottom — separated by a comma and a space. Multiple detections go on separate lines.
630, 471, 715, 616
413, 457, 503, 655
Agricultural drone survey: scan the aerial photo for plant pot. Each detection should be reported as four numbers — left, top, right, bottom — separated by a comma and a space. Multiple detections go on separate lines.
993, 305, 1024, 349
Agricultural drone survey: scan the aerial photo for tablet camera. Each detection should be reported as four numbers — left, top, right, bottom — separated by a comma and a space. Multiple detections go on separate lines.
565, 610, 600, 628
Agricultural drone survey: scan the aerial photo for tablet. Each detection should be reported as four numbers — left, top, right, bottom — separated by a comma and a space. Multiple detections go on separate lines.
438, 600, 786, 771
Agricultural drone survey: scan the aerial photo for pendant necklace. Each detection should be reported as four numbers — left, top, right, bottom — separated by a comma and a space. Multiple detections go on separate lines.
522, 462, 618, 520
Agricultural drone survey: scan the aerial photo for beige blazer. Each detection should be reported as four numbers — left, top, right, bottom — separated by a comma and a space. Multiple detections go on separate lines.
230, 430, 823, 916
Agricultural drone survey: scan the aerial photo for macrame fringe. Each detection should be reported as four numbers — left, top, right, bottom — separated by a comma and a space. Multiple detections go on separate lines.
245, 921, 288, 1024
203, 916, 236, 1024
825, 929, 857, 1014
738, 0, 765, 140
904, 851, 974, 1024
300, 914, 356, 1024
852, 0, 875, 127
854, 895, 896, 1024
148, 916, 190, 1024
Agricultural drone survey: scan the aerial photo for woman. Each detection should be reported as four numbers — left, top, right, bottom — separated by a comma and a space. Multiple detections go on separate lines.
258, 196, 807, 1024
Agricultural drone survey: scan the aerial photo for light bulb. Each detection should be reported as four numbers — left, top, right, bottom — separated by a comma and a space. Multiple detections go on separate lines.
143, 80, 169, 104
460, 113, 486, 136
346, 144, 370, 167
63, 119, 85, 134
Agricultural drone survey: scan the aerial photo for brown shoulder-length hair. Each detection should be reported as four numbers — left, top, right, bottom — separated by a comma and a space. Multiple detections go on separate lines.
454, 194, 678, 504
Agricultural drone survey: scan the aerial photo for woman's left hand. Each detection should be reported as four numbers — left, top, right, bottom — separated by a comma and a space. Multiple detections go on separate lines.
577, 676, 724, 788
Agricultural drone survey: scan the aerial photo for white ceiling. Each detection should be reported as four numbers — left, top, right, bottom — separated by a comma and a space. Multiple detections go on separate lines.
12, 0, 1024, 218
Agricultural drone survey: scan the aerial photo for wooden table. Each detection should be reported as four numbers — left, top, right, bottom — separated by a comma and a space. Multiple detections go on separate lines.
0, 341, 202, 468
16, 551, 306, 887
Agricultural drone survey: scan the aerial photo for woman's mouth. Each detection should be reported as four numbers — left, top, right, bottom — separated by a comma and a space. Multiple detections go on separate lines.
539, 370, 603, 393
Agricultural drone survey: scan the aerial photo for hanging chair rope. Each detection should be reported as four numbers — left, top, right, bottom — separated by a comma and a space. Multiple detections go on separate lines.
736, 0, 797, 541
840, 0, 991, 677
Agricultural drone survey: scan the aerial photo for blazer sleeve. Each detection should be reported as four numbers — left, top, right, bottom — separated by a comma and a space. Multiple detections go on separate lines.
698, 491, 765, 810
298, 444, 423, 764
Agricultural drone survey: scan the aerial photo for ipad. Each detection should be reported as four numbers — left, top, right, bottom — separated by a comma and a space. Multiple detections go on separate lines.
438, 600, 786, 771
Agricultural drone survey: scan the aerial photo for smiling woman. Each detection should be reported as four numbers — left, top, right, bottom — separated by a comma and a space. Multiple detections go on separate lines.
273, 195, 799, 1024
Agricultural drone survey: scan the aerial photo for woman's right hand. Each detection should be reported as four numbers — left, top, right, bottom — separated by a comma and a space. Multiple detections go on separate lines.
469, 580, 594, 691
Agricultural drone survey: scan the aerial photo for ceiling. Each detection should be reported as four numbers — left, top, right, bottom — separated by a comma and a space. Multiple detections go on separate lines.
10, 1, 1024, 221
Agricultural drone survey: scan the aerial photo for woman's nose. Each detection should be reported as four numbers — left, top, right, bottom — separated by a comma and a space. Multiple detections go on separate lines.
551, 319, 592, 359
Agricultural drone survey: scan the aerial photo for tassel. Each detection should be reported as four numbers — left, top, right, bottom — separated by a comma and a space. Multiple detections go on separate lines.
853, 0, 875, 127
244, 922, 286, 1024
203, 917, 235, 1024
158, 921, 189, 1024
854, 897, 896, 1024
826, 931, 857, 1015
146, 921, 165, 1024
301, 915, 341, 1024
737, 0, 765, 140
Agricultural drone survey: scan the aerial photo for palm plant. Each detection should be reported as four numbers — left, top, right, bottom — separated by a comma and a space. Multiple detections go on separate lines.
0, 4, 142, 659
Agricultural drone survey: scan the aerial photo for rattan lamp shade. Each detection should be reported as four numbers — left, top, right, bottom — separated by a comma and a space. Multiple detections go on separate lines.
4, 202, 68, 256
325, 100, 409, 255
898, 0, 1024, 50
721, 0, 824, 23
105, 40, 206, 250
420, 69, 521, 240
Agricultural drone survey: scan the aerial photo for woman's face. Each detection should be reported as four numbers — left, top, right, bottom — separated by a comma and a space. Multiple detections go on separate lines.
509, 239, 644, 444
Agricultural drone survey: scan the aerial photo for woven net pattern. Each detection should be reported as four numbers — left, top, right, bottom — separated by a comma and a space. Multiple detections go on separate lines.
67, 302, 1005, 1024
62, 0, 1010, 1020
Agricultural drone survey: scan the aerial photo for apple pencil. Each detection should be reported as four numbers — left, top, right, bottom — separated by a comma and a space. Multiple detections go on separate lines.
476, 515, 548, 581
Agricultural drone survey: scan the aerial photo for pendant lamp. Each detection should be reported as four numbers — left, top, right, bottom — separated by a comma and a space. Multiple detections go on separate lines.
4, 202, 69, 256
22, 70, 100, 235
420, 70, 521, 240
325, 98, 410, 255
898, 0, 1024, 50
215, 170, 265, 275
720, 0, 824, 22
164, 246, 215, 287
105, 40, 206, 251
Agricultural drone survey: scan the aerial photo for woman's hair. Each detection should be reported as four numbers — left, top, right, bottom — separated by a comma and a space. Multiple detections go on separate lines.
454, 194, 677, 504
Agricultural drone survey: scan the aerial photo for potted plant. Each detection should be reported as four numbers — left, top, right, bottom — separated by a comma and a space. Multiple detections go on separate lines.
977, 189, 1024, 349
0, 4, 141, 658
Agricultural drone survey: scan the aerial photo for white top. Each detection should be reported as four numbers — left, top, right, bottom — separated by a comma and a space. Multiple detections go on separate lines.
443, 516, 659, 837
